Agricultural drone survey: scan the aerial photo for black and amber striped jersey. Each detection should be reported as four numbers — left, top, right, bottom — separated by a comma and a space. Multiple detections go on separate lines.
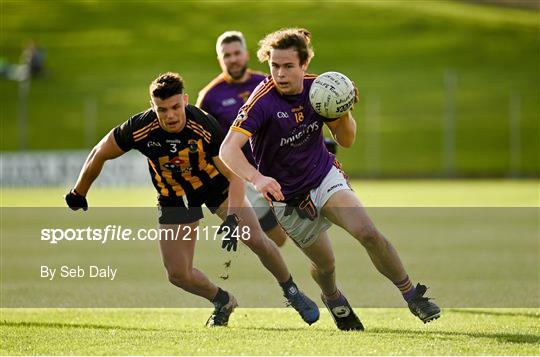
113, 104, 227, 205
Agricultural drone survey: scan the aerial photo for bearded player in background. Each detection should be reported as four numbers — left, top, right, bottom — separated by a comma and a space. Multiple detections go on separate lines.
197, 31, 337, 247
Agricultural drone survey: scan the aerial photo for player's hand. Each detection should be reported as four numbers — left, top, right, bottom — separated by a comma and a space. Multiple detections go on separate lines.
218, 213, 240, 252
65, 189, 88, 211
324, 138, 338, 155
252, 173, 284, 201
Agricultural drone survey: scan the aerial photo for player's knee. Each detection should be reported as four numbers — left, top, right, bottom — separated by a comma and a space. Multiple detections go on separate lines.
312, 258, 335, 277
352, 224, 383, 249
242, 229, 269, 255
166, 268, 193, 288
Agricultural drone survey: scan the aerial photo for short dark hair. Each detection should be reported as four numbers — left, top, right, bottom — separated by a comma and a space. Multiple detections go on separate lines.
257, 28, 314, 65
149, 72, 184, 99
216, 31, 247, 55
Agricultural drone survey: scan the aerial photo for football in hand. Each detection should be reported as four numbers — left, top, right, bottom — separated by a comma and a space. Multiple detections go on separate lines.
309, 71, 355, 119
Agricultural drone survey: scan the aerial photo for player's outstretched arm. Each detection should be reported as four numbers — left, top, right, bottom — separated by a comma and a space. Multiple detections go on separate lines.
220, 131, 284, 201
213, 156, 246, 211
214, 155, 246, 252
219, 131, 257, 181
69, 130, 125, 200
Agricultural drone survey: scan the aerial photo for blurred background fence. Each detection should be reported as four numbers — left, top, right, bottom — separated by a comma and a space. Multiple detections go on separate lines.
1, 0, 538, 185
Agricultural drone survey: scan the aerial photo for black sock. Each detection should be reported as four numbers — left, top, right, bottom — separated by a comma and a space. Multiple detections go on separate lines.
279, 275, 297, 295
212, 287, 229, 306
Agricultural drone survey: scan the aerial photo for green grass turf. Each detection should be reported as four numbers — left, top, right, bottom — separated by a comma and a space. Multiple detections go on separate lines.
1, 181, 538, 354
1, 1, 538, 175
1, 179, 538, 207
1, 308, 539, 355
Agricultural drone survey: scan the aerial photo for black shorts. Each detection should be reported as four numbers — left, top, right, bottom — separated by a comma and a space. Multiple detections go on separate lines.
157, 176, 229, 224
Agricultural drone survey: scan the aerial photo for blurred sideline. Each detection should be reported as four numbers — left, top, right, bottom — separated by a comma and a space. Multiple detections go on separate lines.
1, 180, 537, 207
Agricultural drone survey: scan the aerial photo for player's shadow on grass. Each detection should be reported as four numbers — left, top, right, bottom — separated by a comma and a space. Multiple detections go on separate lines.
446, 308, 539, 318
234, 326, 307, 332
2, 321, 308, 334
0, 321, 172, 333
370, 327, 540, 345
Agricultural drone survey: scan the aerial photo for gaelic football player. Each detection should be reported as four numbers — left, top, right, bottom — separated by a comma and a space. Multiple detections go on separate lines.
65, 72, 319, 327
220, 28, 441, 331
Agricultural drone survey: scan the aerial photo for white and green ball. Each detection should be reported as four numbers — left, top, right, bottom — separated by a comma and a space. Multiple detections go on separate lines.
309, 71, 355, 119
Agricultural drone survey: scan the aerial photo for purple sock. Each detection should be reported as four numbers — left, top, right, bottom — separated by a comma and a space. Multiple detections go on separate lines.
394, 276, 417, 302
324, 290, 346, 307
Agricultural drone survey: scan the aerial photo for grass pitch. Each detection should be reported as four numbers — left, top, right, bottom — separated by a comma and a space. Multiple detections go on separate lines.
1, 308, 539, 355
1, 180, 539, 355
